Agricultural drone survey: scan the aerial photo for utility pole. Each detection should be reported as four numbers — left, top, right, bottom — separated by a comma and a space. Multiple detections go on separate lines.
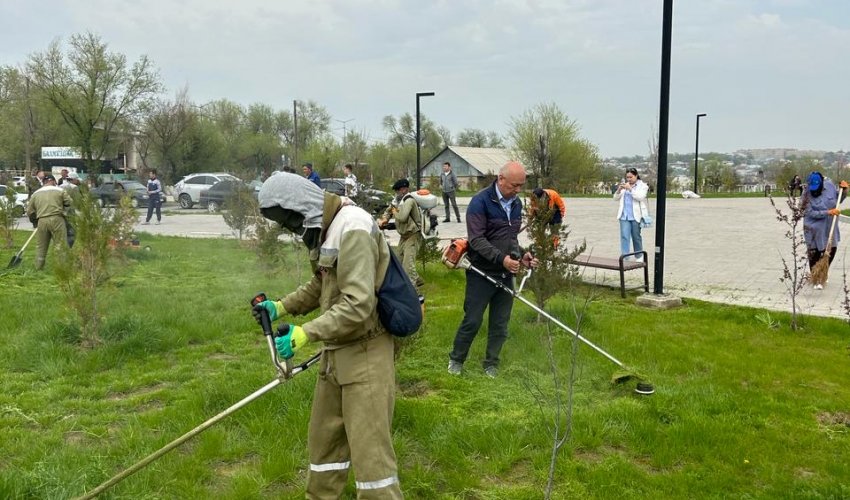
335, 118, 354, 164
293, 100, 298, 169
694, 113, 707, 194
653, 0, 673, 295
415, 92, 435, 189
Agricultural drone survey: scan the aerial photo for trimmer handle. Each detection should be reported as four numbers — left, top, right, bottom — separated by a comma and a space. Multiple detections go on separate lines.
251, 293, 274, 337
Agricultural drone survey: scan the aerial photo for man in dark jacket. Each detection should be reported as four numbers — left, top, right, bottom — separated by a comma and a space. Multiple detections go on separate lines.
448, 161, 537, 378
440, 161, 461, 223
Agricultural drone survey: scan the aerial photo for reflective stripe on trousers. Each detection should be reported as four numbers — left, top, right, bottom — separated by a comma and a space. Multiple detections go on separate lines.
310, 461, 351, 472
356, 475, 399, 491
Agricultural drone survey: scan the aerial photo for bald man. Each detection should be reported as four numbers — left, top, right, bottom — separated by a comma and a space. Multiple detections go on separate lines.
448, 161, 537, 378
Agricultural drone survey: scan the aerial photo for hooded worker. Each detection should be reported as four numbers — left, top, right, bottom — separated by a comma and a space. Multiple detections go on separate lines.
251, 172, 402, 498
803, 171, 848, 289
379, 178, 423, 288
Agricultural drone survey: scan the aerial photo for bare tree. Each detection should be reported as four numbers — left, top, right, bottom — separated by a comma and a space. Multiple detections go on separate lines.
769, 193, 809, 330
138, 88, 195, 183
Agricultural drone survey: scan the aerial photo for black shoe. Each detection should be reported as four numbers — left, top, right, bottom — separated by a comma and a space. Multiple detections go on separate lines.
442, 219, 450, 223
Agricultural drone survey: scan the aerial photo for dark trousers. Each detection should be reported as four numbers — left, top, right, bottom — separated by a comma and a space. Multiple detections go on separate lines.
449, 270, 514, 369
808, 247, 837, 270
442, 191, 461, 221
145, 194, 161, 222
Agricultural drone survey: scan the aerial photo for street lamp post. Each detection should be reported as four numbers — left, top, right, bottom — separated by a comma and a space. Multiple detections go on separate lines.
694, 113, 707, 194
335, 118, 354, 162
415, 92, 435, 189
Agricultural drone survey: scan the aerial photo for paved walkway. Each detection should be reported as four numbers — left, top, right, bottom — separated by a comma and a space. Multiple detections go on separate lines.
34, 196, 845, 319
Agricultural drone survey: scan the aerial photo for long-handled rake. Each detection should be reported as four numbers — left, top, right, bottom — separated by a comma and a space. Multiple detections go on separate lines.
74, 299, 321, 499
442, 239, 655, 395
6, 230, 37, 269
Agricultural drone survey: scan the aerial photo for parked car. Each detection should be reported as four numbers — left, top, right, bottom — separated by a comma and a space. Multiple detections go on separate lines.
90, 180, 150, 208
0, 184, 27, 217
199, 180, 258, 212
174, 173, 240, 209
319, 178, 391, 215
12, 176, 26, 188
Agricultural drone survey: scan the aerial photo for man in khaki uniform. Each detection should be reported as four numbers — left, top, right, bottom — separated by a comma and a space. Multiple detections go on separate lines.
252, 172, 402, 499
379, 178, 422, 288
25, 174, 72, 270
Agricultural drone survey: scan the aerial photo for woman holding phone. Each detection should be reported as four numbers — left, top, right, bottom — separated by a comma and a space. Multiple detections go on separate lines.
614, 167, 650, 262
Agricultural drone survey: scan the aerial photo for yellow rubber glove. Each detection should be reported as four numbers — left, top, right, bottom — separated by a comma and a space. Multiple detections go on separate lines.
274, 324, 309, 359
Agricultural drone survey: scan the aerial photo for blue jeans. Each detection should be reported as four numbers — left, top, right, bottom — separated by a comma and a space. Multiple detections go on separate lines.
619, 218, 642, 256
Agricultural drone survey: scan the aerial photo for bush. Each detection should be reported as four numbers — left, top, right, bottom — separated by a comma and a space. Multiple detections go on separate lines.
222, 187, 261, 240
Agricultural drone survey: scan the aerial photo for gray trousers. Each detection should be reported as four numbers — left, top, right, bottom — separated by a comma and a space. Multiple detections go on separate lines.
449, 270, 514, 369
442, 191, 460, 221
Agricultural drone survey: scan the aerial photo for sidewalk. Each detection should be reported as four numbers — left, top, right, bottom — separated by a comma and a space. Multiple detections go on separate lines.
36, 196, 843, 320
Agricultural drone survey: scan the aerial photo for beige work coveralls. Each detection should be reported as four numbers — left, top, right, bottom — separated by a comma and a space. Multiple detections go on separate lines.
283, 201, 402, 499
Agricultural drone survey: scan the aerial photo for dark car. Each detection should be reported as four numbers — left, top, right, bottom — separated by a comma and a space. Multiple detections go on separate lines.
199, 180, 258, 212
320, 178, 391, 215
90, 181, 150, 208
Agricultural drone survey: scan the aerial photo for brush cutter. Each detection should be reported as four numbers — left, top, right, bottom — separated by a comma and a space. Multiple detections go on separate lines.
442, 239, 654, 395
6, 230, 37, 269
74, 294, 321, 500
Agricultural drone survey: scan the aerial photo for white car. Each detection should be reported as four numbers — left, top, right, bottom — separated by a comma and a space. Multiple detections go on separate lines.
12, 176, 26, 188
0, 185, 28, 217
174, 172, 240, 209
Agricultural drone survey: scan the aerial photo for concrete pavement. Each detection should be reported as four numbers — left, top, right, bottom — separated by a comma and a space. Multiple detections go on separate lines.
25, 196, 846, 319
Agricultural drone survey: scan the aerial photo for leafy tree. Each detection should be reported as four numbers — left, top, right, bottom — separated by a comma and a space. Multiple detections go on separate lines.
137, 88, 196, 184
508, 103, 599, 192
55, 187, 137, 346
456, 128, 503, 148
525, 203, 586, 310
222, 185, 261, 240
26, 32, 162, 173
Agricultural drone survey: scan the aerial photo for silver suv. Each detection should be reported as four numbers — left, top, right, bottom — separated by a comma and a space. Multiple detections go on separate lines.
174, 173, 239, 209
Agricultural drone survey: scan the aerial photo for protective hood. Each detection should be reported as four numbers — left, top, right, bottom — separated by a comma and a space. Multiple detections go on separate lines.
808, 171, 824, 197
258, 172, 325, 229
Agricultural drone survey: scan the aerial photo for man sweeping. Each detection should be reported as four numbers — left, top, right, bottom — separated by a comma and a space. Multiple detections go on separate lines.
803, 171, 848, 289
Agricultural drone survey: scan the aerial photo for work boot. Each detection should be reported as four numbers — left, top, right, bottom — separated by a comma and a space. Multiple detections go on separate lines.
484, 366, 498, 378
447, 360, 463, 375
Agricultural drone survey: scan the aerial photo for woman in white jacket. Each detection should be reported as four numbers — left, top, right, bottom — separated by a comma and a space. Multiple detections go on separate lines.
614, 168, 649, 261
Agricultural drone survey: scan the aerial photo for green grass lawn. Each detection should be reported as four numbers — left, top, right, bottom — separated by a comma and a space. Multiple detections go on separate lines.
1, 232, 849, 499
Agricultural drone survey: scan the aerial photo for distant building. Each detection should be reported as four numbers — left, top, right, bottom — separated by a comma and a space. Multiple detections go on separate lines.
419, 146, 514, 190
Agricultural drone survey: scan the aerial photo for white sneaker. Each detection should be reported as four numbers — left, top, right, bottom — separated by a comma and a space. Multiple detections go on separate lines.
447, 360, 463, 375
814, 284, 823, 290
155, 221, 161, 225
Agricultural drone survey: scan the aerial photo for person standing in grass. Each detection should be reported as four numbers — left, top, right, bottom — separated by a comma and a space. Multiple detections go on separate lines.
143, 169, 162, 225
448, 161, 538, 378
802, 171, 848, 289
379, 178, 423, 288
614, 167, 649, 262
25, 174, 72, 270
251, 172, 402, 498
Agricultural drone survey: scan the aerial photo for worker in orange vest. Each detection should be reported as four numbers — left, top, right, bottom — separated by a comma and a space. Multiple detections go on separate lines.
530, 188, 566, 249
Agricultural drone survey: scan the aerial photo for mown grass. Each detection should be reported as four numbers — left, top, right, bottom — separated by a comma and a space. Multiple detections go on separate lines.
1, 231, 849, 499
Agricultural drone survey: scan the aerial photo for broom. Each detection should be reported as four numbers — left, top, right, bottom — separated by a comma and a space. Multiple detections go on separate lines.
810, 186, 846, 285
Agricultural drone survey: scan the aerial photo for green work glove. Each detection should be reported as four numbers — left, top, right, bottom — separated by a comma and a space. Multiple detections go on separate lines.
252, 300, 285, 324
274, 324, 309, 359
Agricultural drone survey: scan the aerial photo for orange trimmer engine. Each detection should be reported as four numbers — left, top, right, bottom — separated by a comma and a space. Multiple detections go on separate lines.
441, 238, 471, 270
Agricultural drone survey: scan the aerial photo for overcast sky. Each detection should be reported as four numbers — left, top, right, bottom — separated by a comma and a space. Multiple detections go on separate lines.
2, 0, 848, 157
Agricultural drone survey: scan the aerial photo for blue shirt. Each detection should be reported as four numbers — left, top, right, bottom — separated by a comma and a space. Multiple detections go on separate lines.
307, 171, 321, 188
621, 190, 635, 221
494, 183, 515, 219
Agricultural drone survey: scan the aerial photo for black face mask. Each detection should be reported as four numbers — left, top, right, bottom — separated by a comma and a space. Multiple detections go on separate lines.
302, 227, 321, 251
261, 206, 305, 233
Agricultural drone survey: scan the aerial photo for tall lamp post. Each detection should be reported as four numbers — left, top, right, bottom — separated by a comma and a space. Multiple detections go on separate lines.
415, 92, 435, 189
694, 113, 707, 194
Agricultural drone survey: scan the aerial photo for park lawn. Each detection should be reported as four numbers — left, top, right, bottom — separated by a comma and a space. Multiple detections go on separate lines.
1, 231, 849, 499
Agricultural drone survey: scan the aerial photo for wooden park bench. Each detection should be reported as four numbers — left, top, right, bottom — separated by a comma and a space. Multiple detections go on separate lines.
573, 251, 649, 298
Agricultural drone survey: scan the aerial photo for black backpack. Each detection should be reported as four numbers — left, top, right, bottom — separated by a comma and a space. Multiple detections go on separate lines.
376, 243, 422, 337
